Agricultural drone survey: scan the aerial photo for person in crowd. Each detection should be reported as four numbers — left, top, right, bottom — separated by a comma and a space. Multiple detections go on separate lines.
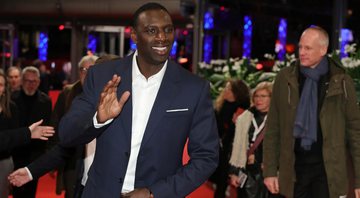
213, 79, 250, 198
11, 66, 52, 198
50, 54, 99, 198
7, 66, 22, 92
0, 69, 54, 197
57, 3, 219, 198
228, 81, 275, 198
263, 26, 360, 197
8, 54, 120, 198
0, 68, 20, 197
33, 59, 51, 94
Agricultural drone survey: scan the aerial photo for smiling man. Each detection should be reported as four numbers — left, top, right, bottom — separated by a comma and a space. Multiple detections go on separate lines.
58, 3, 219, 198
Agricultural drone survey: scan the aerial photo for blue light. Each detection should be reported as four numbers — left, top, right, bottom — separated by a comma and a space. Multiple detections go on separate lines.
38, 32, 48, 61
203, 35, 213, 63
87, 34, 97, 53
277, 18, 287, 60
204, 11, 214, 30
203, 10, 214, 62
129, 39, 137, 51
242, 15, 252, 58
340, 28, 354, 58
170, 40, 178, 59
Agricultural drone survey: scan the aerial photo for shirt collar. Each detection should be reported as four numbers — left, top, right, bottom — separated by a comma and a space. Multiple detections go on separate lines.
132, 50, 168, 82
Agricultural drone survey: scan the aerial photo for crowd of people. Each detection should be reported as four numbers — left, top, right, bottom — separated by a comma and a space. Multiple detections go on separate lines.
0, 2, 359, 198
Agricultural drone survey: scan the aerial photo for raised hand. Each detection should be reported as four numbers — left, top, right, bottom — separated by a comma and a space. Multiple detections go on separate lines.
97, 74, 130, 123
28, 119, 55, 140
8, 168, 32, 187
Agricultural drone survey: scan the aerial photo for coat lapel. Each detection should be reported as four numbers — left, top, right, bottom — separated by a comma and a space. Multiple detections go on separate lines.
140, 61, 180, 146
115, 55, 133, 144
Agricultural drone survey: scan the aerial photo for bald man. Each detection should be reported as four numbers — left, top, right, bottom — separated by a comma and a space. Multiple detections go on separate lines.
263, 26, 360, 198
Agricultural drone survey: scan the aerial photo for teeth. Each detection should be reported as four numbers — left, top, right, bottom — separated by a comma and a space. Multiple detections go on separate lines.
152, 47, 167, 51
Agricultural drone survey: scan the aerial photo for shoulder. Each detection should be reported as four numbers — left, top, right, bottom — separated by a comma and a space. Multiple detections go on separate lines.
169, 60, 209, 88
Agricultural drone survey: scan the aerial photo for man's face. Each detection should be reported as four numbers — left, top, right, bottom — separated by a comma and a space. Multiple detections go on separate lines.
22, 72, 40, 96
298, 30, 327, 67
79, 62, 94, 85
131, 9, 175, 67
7, 69, 21, 91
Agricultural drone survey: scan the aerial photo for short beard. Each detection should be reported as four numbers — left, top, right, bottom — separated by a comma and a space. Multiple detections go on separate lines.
23, 89, 36, 96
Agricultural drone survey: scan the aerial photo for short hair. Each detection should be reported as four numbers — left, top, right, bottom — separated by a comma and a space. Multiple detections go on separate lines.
132, 2, 171, 28
22, 66, 40, 78
252, 81, 273, 102
303, 26, 329, 47
78, 55, 98, 68
7, 66, 22, 76
95, 54, 120, 64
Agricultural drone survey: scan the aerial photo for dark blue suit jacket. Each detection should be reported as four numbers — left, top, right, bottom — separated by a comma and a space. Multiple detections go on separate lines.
59, 54, 219, 198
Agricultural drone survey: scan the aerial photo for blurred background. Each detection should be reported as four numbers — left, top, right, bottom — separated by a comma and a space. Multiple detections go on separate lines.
0, 0, 359, 86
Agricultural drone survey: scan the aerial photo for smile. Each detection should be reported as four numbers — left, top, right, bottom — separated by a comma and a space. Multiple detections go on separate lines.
152, 46, 168, 55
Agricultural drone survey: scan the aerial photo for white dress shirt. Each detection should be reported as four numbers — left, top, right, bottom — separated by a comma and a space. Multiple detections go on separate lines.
94, 51, 167, 193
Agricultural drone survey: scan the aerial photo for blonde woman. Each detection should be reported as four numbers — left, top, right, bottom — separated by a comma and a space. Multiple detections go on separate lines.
228, 82, 278, 198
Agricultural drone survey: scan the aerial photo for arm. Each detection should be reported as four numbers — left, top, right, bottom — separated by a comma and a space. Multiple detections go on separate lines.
263, 73, 282, 194
0, 127, 31, 152
8, 144, 75, 186
343, 75, 360, 189
0, 120, 54, 152
59, 71, 129, 147
148, 82, 219, 197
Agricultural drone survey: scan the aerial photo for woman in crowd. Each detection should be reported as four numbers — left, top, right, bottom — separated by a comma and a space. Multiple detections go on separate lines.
228, 81, 276, 198
213, 79, 250, 198
0, 69, 54, 197
0, 69, 19, 197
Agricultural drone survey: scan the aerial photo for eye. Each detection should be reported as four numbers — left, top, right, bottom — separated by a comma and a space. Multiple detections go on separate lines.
145, 27, 157, 35
164, 26, 174, 34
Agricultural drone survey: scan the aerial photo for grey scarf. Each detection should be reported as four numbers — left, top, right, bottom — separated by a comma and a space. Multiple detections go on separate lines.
293, 57, 328, 150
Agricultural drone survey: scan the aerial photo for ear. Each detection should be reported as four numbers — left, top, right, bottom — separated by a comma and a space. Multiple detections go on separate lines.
320, 46, 328, 56
130, 27, 138, 44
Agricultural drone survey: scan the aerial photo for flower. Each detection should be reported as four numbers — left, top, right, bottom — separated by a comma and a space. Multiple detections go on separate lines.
198, 57, 273, 99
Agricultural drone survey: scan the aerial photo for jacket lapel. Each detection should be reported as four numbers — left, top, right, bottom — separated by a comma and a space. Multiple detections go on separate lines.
115, 55, 133, 144
140, 61, 180, 146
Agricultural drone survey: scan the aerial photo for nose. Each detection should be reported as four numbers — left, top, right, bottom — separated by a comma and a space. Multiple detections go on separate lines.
155, 30, 166, 42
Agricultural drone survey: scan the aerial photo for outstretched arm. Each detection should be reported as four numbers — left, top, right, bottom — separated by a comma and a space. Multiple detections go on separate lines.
0, 120, 54, 152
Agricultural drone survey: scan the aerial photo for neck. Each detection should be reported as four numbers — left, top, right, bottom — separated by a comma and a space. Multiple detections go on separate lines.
136, 57, 165, 79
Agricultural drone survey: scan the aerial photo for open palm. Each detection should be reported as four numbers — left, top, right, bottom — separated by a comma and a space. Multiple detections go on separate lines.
97, 75, 130, 123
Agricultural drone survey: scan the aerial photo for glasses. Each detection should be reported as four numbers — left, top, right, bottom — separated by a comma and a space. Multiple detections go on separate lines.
79, 67, 89, 73
23, 79, 38, 84
254, 94, 270, 99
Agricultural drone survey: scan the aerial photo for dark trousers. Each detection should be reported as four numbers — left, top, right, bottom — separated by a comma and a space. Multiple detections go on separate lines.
73, 184, 84, 198
12, 179, 38, 198
294, 162, 329, 198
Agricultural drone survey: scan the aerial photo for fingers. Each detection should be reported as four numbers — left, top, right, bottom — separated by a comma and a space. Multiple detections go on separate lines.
264, 177, 279, 194
274, 178, 279, 193
28, 119, 43, 131
8, 168, 30, 187
118, 91, 131, 109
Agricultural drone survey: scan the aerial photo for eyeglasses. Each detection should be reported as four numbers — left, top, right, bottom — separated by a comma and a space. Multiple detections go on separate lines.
79, 67, 89, 73
254, 94, 270, 99
23, 79, 39, 84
